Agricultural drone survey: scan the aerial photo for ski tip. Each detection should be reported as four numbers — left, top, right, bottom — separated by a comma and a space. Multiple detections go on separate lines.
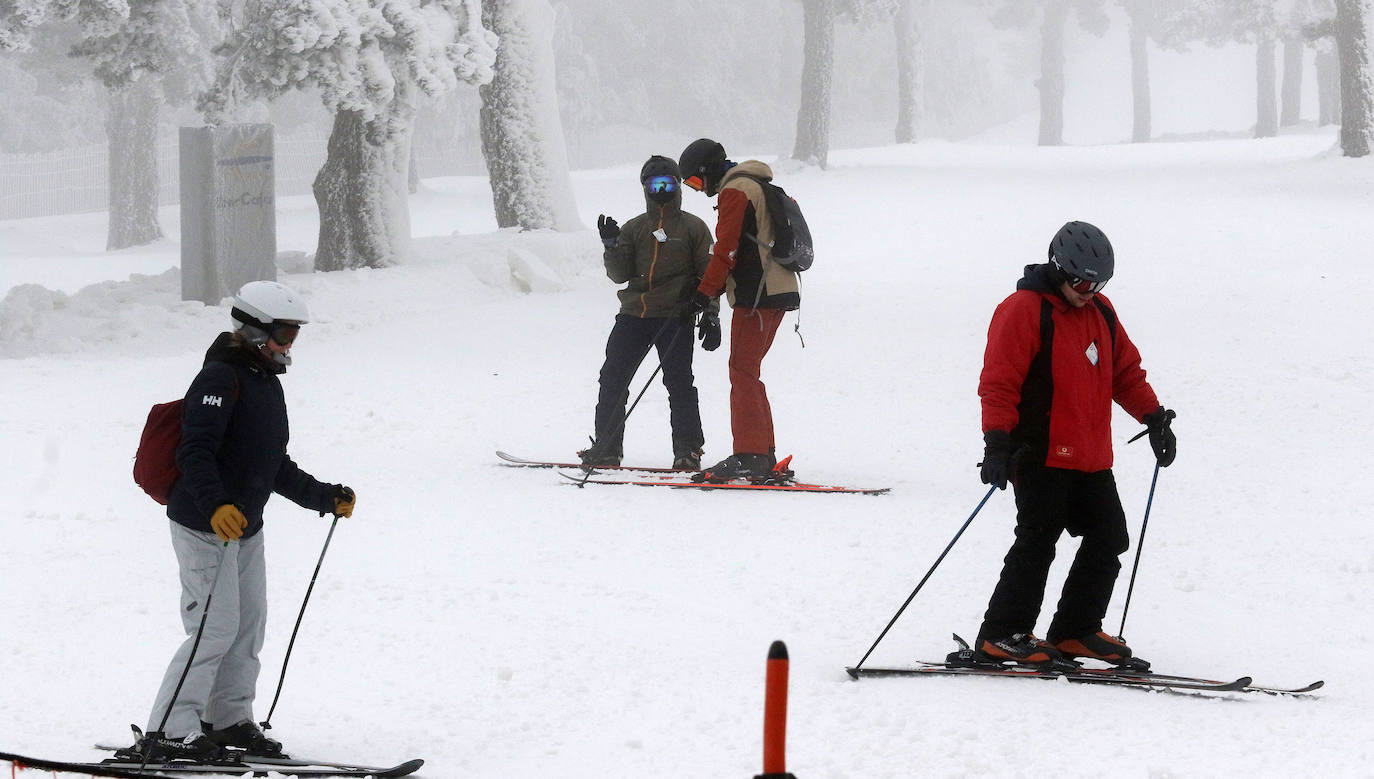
382, 758, 426, 777
844, 666, 861, 680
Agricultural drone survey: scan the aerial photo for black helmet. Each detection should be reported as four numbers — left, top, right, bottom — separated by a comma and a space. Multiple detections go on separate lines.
678, 138, 727, 194
640, 155, 680, 205
640, 155, 680, 183
1048, 221, 1113, 292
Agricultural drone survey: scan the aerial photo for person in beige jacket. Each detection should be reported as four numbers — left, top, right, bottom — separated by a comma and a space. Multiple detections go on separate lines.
679, 138, 800, 481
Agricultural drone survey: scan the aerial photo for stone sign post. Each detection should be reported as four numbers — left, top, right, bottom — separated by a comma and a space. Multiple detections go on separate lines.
180, 124, 276, 304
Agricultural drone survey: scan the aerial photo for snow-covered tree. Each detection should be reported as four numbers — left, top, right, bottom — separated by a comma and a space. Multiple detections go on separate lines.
479, 0, 580, 231
893, 0, 922, 143
1117, 0, 1197, 143
2, 0, 219, 249
793, 0, 894, 167
203, 0, 498, 270
1333, 0, 1373, 155
992, 0, 1110, 146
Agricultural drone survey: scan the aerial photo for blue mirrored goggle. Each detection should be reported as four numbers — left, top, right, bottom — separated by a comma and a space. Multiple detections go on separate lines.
646, 175, 677, 194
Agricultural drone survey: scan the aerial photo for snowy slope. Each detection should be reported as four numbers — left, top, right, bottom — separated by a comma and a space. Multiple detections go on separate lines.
2, 131, 1372, 777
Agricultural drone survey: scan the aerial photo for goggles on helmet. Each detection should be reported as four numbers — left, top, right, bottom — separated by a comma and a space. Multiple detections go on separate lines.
270, 322, 301, 346
683, 174, 705, 192
1051, 256, 1107, 294
645, 175, 677, 194
1067, 276, 1107, 294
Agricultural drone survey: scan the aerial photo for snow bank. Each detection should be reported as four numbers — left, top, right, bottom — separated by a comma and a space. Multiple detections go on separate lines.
0, 229, 594, 359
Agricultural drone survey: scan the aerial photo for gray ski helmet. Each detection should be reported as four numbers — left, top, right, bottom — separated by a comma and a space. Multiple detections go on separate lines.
678, 138, 727, 193
1048, 221, 1114, 289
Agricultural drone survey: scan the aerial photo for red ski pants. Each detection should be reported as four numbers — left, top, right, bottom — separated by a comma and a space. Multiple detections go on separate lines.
728, 308, 785, 455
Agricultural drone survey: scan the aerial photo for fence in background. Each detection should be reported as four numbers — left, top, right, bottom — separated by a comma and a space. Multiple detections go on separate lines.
0, 130, 479, 221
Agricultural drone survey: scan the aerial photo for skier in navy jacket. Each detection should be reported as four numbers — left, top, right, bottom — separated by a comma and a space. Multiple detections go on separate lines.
120, 281, 355, 764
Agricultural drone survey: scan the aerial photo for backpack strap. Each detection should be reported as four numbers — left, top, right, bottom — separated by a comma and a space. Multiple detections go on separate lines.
1091, 296, 1118, 351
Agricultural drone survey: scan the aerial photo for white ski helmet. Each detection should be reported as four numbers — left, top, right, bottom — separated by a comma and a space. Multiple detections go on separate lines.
231, 280, 310, 332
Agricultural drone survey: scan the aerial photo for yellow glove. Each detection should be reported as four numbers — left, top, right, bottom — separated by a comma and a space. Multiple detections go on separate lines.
210, 504, 247, 541
331, 485, 356, 518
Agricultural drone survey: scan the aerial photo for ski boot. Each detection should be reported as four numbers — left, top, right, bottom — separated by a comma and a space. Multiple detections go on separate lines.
577, 438, 621, 468
672, 447, 704, 470
963, 632, 1079, 671
112, 728, 229, 764
693, 452, 777, 483
1052, 631, 1151, 671
205, 720, 288, 758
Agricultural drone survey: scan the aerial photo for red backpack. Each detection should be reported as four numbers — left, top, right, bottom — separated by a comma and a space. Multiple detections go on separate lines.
134, 376, 239, 504
133, 400, 185, 504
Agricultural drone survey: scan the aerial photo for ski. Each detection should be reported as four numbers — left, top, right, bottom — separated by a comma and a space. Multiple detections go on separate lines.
4, 750, 184, 779
558, 471, 890, 495
496, 450, 690, 474
88, 745, 423, 777
844, 663, 1254, 692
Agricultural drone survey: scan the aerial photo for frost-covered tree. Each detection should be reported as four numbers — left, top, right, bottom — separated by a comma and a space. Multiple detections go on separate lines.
1, 0, 218, 249
793, 0, 893, 167
1117, 0, 1197, 143
893, 0, 922, 143
992, 0, 1109, 146
203, 0, 498, 270
1333, 0, 1373, 155
479, 0, 580, 231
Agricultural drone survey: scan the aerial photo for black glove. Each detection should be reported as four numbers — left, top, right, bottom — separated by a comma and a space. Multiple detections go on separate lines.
980, 430, 1013, 490
684, 290, 711, 318
597, 214, 619, 248
1143, 407, 1177, 467
697, 313, 721, 352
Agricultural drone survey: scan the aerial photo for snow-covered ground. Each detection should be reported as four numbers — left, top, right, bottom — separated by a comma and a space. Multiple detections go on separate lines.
3, 130, 1372, 777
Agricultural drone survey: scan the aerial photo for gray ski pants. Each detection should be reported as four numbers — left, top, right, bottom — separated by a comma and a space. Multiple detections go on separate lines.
146, 521, 267, 737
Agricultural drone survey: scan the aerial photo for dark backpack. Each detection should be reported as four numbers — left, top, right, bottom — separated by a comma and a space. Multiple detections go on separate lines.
134, 374, 239, 505
739, 175, 814, 273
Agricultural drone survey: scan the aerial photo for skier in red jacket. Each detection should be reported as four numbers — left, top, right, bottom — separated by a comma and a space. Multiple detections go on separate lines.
974, 221, 1177, 668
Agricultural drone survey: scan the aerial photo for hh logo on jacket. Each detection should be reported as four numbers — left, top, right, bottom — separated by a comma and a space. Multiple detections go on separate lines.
202, 395, 223, 407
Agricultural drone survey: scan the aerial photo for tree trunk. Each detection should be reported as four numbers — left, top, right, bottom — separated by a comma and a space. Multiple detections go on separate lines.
106, 78, 163, 251
1129, 19, 1151, 143
793, 0, 835, 167
1316, 44, 1341, 126
312, 108, 413, 270
1280, 37, 1304, 126
479, 0, 580, 229
1037, 1, 1068, 146
1335, 0, 1374, 156
894, 0, 921, 144
1256, 38, 1279, 138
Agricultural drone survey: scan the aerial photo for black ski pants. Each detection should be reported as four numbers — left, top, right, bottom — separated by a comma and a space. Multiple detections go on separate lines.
593, 314, 703, 457
979, 462, 1131, 645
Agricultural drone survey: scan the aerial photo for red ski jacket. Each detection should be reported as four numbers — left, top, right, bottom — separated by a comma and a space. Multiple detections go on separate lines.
979, 266, 1160, 473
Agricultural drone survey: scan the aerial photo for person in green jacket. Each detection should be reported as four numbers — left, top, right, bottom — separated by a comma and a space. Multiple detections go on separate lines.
579, 155, 718, 469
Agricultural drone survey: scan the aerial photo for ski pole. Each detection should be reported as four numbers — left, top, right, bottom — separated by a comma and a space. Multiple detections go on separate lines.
1117, 462, 1161, 639
261, 515, 340, 731
851, 486, 999, 671
141, 539, 231, 774
575, 318, 684, 482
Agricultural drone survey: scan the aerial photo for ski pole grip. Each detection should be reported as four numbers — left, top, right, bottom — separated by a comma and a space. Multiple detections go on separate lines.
756, 640, 797, 779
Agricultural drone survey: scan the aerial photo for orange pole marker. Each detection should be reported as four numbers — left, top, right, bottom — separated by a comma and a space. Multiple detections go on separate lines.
756, 640, 797, 779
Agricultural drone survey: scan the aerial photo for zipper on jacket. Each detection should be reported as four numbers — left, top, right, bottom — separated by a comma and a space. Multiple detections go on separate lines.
638, 208, 666, 317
